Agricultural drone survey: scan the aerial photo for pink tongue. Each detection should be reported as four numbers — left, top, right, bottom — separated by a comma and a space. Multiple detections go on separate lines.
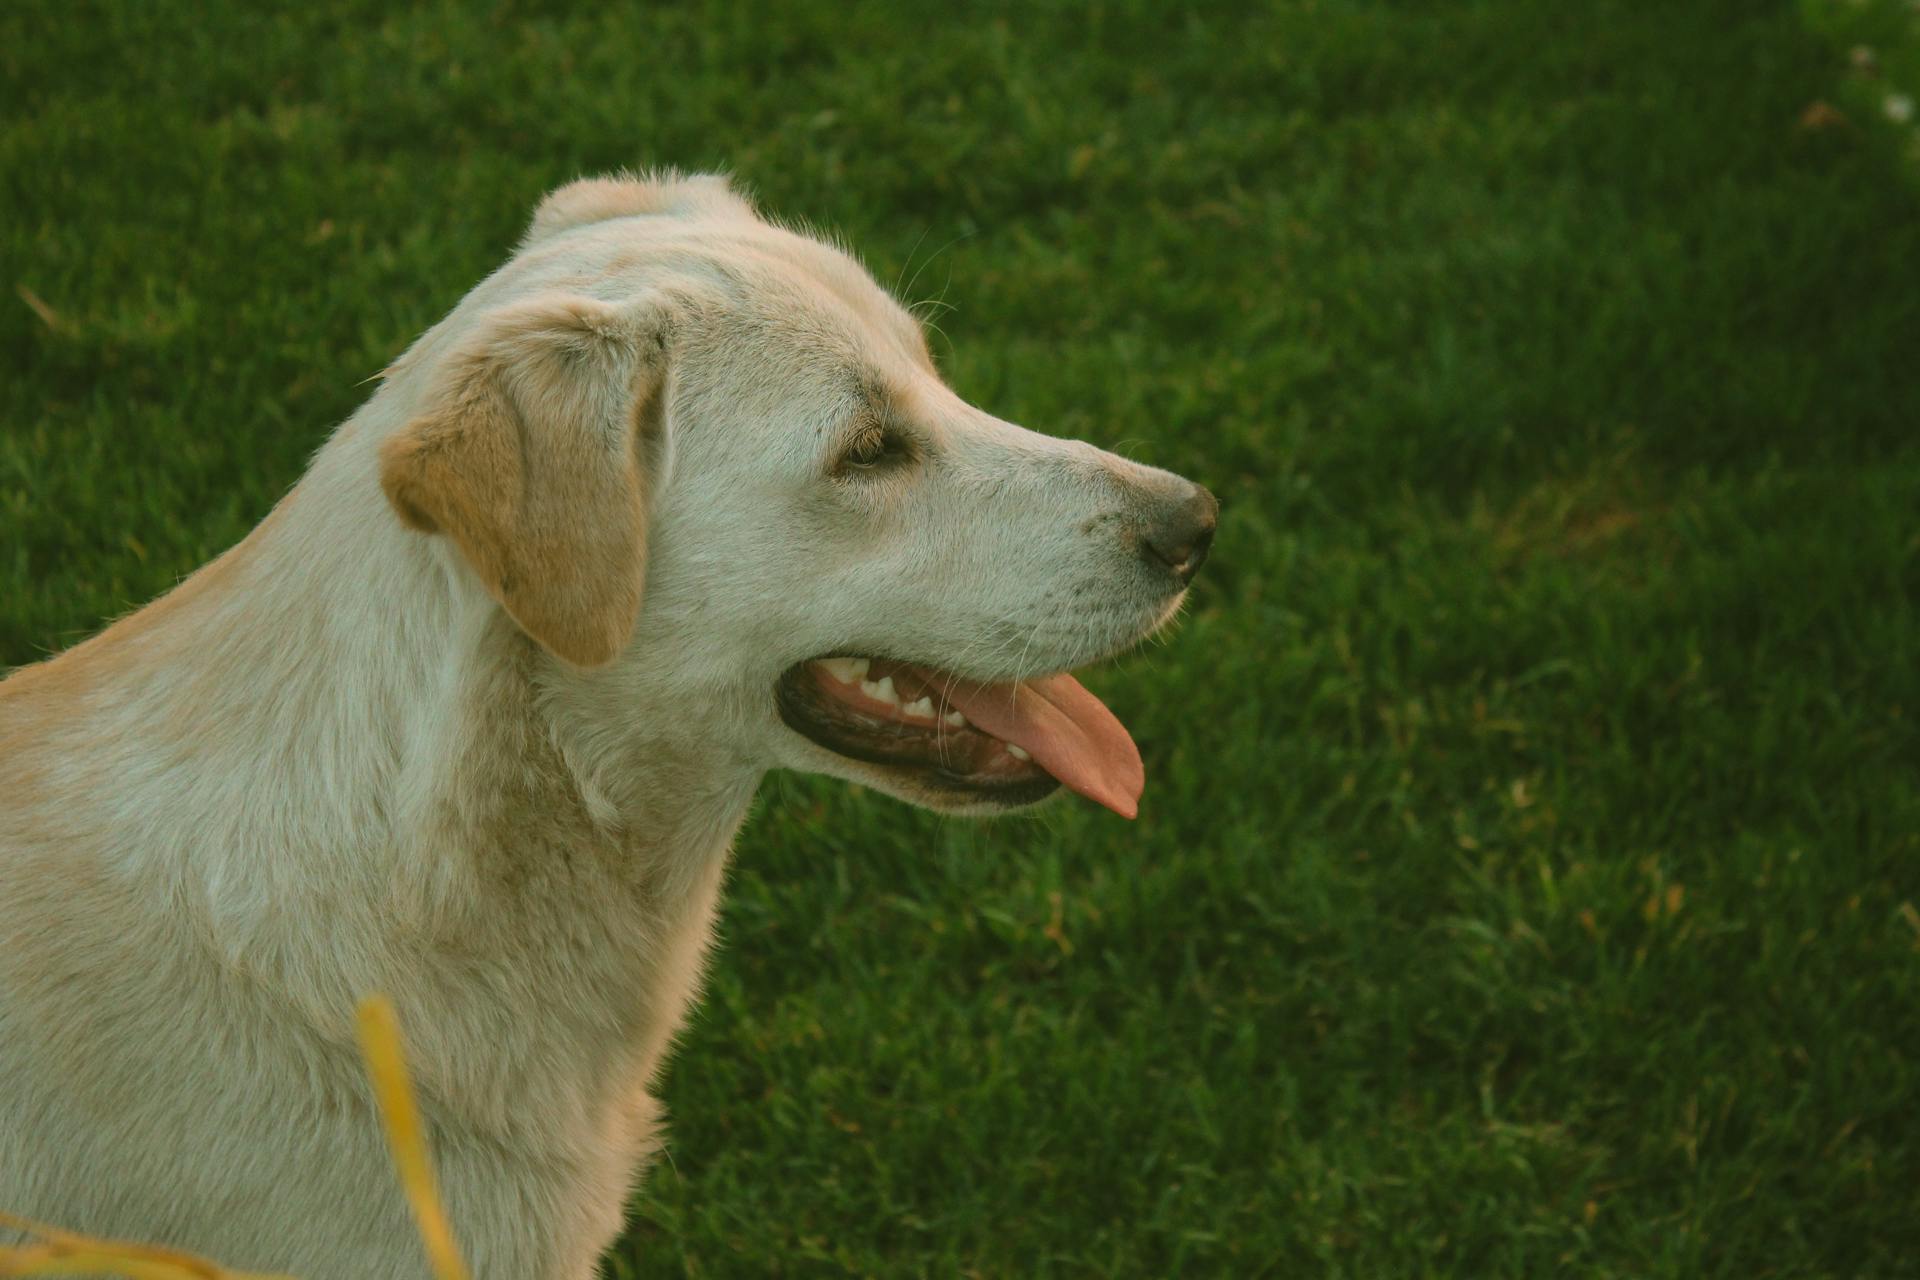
942, 673, 1145, 819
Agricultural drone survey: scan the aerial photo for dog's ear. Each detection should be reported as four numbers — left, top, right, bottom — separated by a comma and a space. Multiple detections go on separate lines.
378, 292, 674, 667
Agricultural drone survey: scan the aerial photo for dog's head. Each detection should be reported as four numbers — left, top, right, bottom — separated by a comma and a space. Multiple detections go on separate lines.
378, 172, 1215, 818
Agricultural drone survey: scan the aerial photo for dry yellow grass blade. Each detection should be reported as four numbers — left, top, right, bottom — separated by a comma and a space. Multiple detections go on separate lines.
0, 996, 465, 1280
0, 1210, 295, 1280
354, 995, 472, 1280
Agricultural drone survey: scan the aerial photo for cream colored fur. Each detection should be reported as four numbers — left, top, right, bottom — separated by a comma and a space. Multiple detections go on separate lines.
0, 171, 1204, 1278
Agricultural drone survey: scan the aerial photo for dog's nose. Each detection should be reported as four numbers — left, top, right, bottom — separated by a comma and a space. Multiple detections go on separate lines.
1141, 484, 1218, 584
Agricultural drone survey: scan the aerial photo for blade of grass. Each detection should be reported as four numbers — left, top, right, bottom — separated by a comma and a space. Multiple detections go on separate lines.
354, 995, 472, 1280
0, 999, 472, 1280
0, 1210, 295, 1280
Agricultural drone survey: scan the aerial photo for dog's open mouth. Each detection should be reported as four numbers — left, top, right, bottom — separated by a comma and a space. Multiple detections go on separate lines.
775, 656, 1146, 817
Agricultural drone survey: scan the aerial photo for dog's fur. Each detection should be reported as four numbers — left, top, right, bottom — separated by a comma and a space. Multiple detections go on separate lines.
0, 172, 1207, 1278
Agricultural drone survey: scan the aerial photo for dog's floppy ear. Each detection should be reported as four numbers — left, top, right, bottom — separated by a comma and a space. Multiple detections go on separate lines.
379, 292, 673, 667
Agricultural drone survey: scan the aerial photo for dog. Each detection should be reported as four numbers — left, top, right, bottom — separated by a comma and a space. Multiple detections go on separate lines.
0, 171, 1216, 1278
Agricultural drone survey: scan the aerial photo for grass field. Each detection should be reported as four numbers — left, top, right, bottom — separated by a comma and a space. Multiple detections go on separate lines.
5, 1, 1919, 1276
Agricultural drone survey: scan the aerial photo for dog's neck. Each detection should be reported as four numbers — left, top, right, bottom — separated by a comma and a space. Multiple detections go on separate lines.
3, 407, 762, 1137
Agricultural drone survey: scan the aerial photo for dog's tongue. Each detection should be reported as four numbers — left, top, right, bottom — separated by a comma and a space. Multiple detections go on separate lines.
942, 673, 1145, 819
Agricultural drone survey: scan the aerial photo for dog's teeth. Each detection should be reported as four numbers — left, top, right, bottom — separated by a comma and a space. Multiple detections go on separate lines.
1006, 744, 1032, 761
862, 676, 900, 706
944, 710, 968, 728
903, 696, 935, 719
819, 657, 863, 684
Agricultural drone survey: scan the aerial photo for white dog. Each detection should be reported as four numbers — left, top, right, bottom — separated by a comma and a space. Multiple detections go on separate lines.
0, 171, 1216, 1278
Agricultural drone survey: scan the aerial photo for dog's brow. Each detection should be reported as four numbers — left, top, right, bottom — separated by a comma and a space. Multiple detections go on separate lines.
854, 373, 916, 425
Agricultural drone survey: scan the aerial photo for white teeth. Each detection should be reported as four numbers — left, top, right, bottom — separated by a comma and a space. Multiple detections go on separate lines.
861, 676, 900, 707
902, 696, 935, 720
818, 657, 865, 684
1006, 744, 1032, 761
944, 710, 968, 728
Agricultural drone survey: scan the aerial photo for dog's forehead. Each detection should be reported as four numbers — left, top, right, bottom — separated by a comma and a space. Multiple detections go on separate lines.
459, 202, 938, 452
700, 223, 927, 366
542, 212, 928, 370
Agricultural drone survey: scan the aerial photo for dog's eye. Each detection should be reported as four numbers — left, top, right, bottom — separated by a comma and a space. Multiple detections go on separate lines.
838, 428, 907, 475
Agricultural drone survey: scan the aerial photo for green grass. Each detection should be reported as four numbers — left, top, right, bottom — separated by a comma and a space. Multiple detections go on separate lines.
1804, 0, 1920, 161
5, 1, 1919, 1275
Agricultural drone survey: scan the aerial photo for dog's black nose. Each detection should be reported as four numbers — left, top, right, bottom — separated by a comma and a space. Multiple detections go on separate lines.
1141, 484, 1218, 584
